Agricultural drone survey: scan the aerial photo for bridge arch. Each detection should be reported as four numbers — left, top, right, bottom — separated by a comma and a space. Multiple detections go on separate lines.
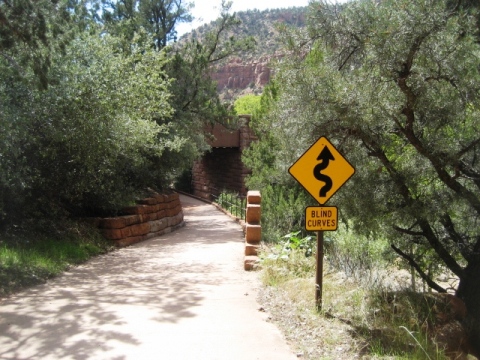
192, 115, 257, 201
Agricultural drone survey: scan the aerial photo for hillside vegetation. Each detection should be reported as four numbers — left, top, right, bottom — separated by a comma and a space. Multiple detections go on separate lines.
181, 7, 307, 59
180, 7, 308, 100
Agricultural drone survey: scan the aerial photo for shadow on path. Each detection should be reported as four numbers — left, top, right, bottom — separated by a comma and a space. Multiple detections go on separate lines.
0, 195, 294, 360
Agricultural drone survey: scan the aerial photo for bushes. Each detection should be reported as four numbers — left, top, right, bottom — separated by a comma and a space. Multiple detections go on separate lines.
253, 184, 309, 242
0, 32, 179, 224
325, 224, 392, 287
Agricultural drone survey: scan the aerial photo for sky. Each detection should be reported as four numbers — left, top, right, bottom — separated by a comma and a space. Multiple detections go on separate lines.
176, 0, 313, 36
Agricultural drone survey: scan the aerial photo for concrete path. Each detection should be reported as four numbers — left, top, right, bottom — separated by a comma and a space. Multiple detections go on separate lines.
0, 195, 295, 360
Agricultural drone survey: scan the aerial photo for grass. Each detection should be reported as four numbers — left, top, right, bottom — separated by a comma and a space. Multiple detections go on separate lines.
0, 221, 113, 297
258, 246, 459, 360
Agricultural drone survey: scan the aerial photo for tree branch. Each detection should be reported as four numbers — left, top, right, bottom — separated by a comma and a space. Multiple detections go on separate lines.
338, 45, 359, 71
393, 225, 424, 237
417, 218, 465, 278
458, 137, 480, 157
391, 244, 447, 293
393, 25, 480, 215
440, 213, 471, 261
0, 52, 24, 74
359, 132, 465, 278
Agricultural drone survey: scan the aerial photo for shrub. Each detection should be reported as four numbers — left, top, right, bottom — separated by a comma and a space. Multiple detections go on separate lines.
0, 32, 176, 223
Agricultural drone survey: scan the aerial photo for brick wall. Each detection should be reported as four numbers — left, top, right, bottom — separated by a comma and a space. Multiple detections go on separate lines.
192, 115, 257, 200
97, 192, 184, 247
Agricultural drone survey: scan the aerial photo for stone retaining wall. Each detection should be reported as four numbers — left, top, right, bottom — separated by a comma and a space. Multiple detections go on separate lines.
98, 192, 184, 247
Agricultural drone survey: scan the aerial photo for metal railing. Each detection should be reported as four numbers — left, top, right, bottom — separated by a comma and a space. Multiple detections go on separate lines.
211, 189, 246, 221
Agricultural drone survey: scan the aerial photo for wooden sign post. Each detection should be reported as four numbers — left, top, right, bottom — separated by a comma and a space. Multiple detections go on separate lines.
288, 137, 355, 311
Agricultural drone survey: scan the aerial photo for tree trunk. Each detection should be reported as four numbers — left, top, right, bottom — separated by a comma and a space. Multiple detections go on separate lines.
456, 262, 480, 358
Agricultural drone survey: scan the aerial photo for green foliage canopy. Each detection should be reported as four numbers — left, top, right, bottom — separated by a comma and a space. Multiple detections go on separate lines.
0, 0, 255, 226
0, 0, 74, 89
100, 0, 193, 50
234, 94, 261, 115
244, 0, 480, 353
0, 30, 176, 219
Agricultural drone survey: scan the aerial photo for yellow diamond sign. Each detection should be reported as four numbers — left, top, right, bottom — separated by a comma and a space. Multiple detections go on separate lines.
289, 136, 355, 205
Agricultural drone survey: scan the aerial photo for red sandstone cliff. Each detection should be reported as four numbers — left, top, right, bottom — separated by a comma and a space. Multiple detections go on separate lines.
211, 56, 272, 93
181, 7, 307, 100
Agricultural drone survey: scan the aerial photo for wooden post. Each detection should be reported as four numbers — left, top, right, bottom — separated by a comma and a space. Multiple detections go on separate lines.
316, 230, 324, 311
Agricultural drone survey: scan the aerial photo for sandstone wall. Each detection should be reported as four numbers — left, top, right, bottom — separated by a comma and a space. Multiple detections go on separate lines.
98, 192, 184, 247
192, 148, 245, 200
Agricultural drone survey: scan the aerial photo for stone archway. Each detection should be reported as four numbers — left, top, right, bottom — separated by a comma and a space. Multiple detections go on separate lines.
191, 115, 256, 201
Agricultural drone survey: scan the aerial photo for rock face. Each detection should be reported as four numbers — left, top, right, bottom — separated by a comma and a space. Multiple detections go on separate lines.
210, 55, 275, 99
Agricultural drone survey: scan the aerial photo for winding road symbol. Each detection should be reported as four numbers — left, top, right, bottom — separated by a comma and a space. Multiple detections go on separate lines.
288, 136, 355, 205
313, 146, 334, 198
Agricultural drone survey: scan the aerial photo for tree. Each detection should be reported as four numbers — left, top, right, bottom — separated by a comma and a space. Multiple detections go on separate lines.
0, 29, 176, 222
0, 0, 255, 226
234, 94, 261, 115
0, 0, 72, 88
139, 0, 193, 49
99, 0, 255, 158
162, 1, 255, 154
100, 0, 193, 49
246, 0, 480, 354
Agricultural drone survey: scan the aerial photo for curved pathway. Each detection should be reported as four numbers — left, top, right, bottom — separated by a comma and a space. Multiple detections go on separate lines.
0, 195, 295, 360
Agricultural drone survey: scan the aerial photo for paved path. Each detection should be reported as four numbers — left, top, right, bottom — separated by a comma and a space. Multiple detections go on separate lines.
0, 195, 295, 360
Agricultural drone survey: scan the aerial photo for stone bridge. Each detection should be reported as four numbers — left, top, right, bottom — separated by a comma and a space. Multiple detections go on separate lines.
192, 115, 257, 201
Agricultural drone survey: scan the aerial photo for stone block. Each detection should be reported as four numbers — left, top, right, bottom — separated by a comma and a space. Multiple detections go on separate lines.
141, 212, 158, 222
167, 214, 183, 227
245, 224, 261, 242
121, 206, 140, 215
157, 210, 166, 219
176, 212, 184, 224
144, 205, 158, 214
157, 203, 168, 211
101, 228, 123, 240
246, 204, 261, 224
124, 215, 140, 226
129, 222, 151, 236
174, 204, 182, 215
166, 193, 178, 202
168, 198, 181, 208
247, 190, 261, 205
151, 229, 166, 238
167, 206, 181, 217
150, 218, 168, 233
120, 226, 133, 238
244, 256, 260, 271
136, 197, 157, 205
144, 232, 158, 240
245, 240, 260, 256
153, 194, 166, 203
173, 221, 185, 231
99, 217, 126, 229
